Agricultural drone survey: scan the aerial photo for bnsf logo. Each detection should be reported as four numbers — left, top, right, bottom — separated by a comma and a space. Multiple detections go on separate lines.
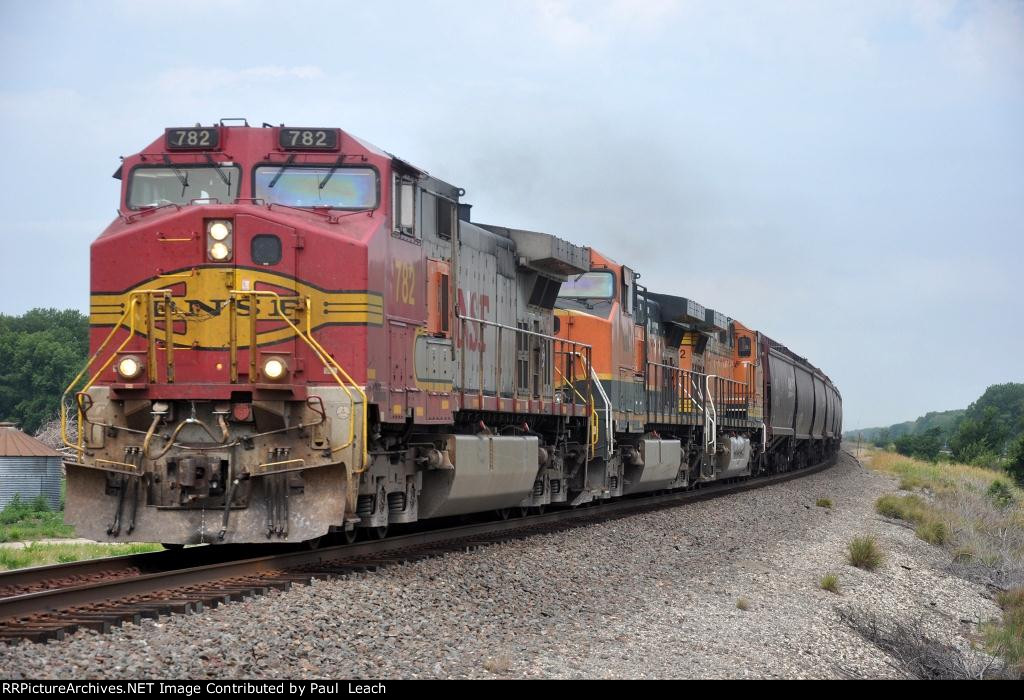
90, 268, 384, 348
153, 296, 304, 319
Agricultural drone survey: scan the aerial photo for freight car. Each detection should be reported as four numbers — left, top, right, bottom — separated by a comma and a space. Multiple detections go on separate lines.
61, 121, 841, 546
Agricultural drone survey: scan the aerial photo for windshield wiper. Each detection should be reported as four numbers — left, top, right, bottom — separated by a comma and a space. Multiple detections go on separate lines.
204, 153, 231, 187
162, 155, 188, 195
319, 156, 345, 190
268, 154, 296, 189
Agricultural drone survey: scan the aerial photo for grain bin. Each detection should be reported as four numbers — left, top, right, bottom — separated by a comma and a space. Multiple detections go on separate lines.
0, 423, 63, 510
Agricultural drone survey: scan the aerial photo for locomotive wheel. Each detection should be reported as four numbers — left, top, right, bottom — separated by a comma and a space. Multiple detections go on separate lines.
304, 536, 323, 550
341, 528, 358, 545
496, 508, 512, 520
161, 543, 185, 551
368, 525, 388, 540
518, 506, 530, 518
532, 505, 546, 515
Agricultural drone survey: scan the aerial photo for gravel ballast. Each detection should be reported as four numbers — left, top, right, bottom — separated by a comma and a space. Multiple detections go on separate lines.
0, 452, 1002, 679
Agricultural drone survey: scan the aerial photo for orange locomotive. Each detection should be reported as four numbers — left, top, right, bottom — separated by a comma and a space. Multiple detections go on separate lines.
62, 121, 840, 546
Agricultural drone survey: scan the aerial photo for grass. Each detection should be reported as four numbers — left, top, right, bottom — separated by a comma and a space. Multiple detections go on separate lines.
985, 588, 1024, 675
875, 492, 926, 520
848, 535, 884, 571
916, 519, 948, 545
736, 597, 750, 611
0, 494, 74, 543
816, 498, 833, 508
875, 492, 951, 546
988, 481, 1015, 509
0, 542, 161, 571
865, 448, 1024, 590
820, 573, 840, 593
869, 450, 1023, 501
861, 447, 1024, 675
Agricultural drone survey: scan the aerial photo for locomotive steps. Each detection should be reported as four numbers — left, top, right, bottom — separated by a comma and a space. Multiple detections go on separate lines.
0, 450, 1008, 678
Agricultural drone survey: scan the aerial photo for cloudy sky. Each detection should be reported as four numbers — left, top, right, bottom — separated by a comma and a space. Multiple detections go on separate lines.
1, 1, 1021, 429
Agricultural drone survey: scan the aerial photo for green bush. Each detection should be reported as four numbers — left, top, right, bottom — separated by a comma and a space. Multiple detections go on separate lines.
1008, 435, 1024, 487
915, 519, 948, 545
987, 480, 1015, 508
894, 427, 944, 462
986, 588, 1024, 675
848, 536, 884, 571
0, 493, 72, 543
875, 493, 927, 522
820, 573, 840, 593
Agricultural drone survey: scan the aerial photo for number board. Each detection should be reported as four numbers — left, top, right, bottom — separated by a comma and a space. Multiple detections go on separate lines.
279, 128, 339, 151
165, 127, 220, 150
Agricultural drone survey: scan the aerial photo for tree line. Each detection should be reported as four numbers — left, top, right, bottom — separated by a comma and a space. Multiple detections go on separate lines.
0, 309, 89, 434
853, 383, 1024, 484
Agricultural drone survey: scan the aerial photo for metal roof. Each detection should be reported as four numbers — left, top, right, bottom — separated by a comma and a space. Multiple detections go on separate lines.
0, 423, 62, 458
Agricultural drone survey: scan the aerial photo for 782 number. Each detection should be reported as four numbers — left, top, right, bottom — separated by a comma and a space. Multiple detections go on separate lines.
166, 127, 219, 150
279, 128, 338, 150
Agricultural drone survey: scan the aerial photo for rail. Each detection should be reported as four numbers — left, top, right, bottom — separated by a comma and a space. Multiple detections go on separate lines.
0, 451, 839, 642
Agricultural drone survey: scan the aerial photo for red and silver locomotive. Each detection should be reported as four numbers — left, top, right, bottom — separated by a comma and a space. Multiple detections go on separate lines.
63, 121, 841, 546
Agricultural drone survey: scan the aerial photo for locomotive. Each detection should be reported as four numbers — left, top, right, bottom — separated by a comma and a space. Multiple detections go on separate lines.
62, 120, 841, 546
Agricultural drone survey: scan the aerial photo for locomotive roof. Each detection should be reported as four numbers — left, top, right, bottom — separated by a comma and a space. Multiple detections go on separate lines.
121, 121, 464, 199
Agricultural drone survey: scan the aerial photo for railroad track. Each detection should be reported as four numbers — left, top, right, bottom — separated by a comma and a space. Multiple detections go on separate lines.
0, 455, 838, 643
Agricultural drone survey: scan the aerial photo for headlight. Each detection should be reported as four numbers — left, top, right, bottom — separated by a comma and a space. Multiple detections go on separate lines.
262, 357, 287, 381
206, 219, 233, 261
209, 241, 231, 261
208, 221, 231, 241
117, 356, 143, 380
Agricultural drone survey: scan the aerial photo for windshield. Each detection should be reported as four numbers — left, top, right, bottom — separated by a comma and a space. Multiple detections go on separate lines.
254, 166, 378, 209
128, 165, 240, 209
558, 271, 615, 299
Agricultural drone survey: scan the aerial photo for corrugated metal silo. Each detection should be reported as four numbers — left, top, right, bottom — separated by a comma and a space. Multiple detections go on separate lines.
0, 423, 63, 510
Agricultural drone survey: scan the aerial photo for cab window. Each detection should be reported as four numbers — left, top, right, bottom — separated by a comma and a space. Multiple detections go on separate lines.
557, 271, 615, 299
393, 175, 417, 237
254, 166, 377, 209
128, 164, 240, 209
738, 336, 752, 357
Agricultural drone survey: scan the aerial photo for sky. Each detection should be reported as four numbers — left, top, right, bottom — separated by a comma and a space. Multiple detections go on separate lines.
0, 0, 1021, 430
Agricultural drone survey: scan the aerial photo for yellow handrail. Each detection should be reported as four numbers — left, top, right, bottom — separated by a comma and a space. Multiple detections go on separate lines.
229, 290, 368, 471
553, 364, 588, 405
61, 290, 170, 453
553, 358, 599, 458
